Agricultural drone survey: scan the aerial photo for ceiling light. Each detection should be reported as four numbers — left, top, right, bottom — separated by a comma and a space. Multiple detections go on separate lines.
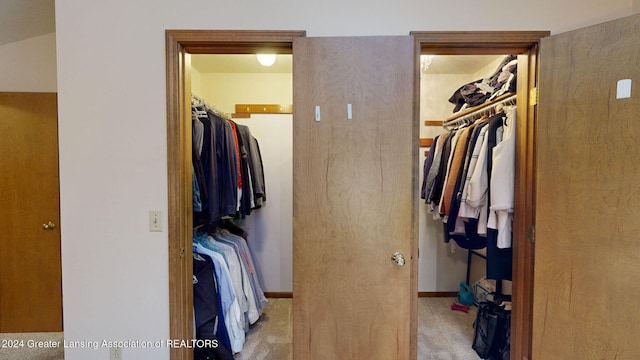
256, 54, 276, 67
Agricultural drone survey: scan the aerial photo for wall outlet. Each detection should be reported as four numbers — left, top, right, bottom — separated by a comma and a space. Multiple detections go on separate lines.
149, 210, 162, 232
110, 346, 123, 360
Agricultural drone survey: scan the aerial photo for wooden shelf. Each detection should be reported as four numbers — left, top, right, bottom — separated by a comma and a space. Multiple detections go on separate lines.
232, 104, 293, 118
424, 120, 444, 127
419, 138, 433, 148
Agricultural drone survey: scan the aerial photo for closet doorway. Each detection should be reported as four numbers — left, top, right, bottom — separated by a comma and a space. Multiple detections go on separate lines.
412, 31, 547, 359
166, 30, 547, 360
166, 30, 303, 360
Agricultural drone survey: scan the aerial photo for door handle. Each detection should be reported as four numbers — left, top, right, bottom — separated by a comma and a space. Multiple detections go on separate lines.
42, 221, 56, 230
391, 252, 405, 267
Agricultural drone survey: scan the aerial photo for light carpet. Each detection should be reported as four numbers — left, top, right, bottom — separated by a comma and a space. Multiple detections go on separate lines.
235, 297, 480, 359
0, 332, 64, 360
0, 297, 480, 359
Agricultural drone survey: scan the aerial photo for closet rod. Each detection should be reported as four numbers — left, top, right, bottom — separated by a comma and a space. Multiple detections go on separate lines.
443, 93, 517, 128
191, 94, 232, 120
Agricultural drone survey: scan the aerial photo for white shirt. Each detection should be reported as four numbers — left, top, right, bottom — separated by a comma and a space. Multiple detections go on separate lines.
487, 107, 516, 248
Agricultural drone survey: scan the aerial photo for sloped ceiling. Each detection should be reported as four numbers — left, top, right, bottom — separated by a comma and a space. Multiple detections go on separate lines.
0, 0, 55, 46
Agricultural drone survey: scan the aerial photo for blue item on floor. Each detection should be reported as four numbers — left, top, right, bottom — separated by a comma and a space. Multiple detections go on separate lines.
458, 282, 475, 306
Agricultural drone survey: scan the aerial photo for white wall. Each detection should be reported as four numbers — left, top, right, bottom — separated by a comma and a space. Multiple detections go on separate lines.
197, 73, 292, 115
232, 115, 293, 293
190, 65, 202, 97
54, 1, 633, 359
0, 33, 56, 92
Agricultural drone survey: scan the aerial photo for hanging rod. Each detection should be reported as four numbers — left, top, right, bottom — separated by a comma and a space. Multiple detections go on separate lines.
191, 94, 232, 120
443, 93, 517, 128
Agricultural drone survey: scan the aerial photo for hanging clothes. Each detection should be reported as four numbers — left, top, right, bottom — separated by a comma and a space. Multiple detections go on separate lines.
488, 107, 516, 249
191, 97, 267, 223
190, 96, 269, 357
421, 95, 517, 281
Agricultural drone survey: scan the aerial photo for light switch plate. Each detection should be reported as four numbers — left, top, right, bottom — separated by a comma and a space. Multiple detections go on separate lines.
149, 211, 162, 232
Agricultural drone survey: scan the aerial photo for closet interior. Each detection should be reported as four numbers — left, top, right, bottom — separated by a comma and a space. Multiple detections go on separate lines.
419, 53, 518, 358
187, 50, 518, 358
189, 53, 294, 359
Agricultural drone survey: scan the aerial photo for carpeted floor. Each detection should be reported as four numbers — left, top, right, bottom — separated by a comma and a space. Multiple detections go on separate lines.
233, 298, 293, 360
235, 297, 480, 359
417, 297, 480, 360
0, 297, 479, 359
0, 332, 64, 360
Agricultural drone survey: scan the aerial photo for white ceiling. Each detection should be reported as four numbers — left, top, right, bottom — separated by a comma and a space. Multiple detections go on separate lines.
191, 54, 293, 74
0, 0, 55, 46
424, 55, 503, 74
192, 54, 504, 75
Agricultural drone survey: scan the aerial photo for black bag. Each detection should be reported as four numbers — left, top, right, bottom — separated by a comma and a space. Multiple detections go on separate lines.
472, 301, 511, 360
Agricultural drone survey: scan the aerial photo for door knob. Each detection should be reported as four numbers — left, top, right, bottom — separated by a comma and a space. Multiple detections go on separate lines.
391, 252, 405, 267
42, 221, 56, 230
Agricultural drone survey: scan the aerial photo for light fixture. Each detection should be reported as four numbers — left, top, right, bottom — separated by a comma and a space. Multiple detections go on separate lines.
420, 55, 435, 73
256, 54, 276, 67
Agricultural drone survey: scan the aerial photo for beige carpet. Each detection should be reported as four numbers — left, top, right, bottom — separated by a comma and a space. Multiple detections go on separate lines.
235, 297, 480, 359
234, 298, 293, 359
0, 298, 479, 359
0, 332, 64, 360
418, 297, 480, 360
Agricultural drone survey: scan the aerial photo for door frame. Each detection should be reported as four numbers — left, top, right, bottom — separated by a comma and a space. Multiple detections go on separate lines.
411, 31, 548, 360
166, 30, 548, 360
165, 29, 305, 360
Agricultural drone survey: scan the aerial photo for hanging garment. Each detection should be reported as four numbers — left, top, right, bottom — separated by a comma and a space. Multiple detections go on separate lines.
210, 111, 239, 218
454, 120, 490, 234
421, 134, 439, 202
193, 253, 219, 342
424, 133, 449, 209
440, 124, 475, 217
487, 107, 516, 249
458, 122, 490, 219
216, 229, 268, 316
212, 233, 259, 327
193, 242, 245, 353
236, 124, 267, 209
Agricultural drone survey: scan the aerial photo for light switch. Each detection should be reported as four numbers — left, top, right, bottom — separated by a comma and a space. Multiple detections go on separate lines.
616, 79, 632, 99
149, 211, 162, 232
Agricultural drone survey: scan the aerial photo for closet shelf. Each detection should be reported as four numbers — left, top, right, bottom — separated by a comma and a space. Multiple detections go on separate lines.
420, 138, 434, 156
419, 138, 434, 148
443, 93, 517, 128
232, 103, 293, 118
424, 120, 444, 127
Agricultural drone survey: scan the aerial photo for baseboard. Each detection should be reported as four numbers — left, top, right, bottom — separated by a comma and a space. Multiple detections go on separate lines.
264, 292, 456, 298
418, 292, 458, 297
264, 292, 292, 298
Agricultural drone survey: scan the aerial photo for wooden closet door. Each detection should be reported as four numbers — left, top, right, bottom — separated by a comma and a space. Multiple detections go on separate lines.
0, 92, 62, 332
533, 14, 640, 359
292, 36, 417, 359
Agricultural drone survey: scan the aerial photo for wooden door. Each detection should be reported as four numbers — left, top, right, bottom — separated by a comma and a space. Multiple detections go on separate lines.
533, 14, 640, 359
0, 92, 62, 332
293, 36, 417, 359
